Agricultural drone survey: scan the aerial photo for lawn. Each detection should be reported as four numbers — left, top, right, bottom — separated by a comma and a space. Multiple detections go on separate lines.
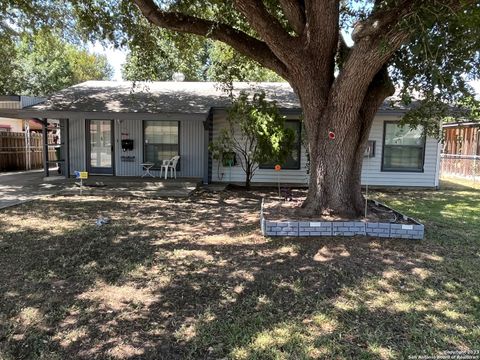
0, 184, 479, 359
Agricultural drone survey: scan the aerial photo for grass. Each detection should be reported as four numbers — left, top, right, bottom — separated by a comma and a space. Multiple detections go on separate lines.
0, 185, 479, 359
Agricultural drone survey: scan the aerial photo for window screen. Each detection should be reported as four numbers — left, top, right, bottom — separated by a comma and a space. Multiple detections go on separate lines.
382, 122, 425, 172
144, 121, 179, 168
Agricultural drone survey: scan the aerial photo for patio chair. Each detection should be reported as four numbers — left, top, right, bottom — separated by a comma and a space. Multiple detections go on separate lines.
160, 155, 180, 179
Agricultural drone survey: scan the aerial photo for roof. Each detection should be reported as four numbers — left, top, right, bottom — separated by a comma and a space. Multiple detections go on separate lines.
28, 81, 300, 114
26, 80, 411, 115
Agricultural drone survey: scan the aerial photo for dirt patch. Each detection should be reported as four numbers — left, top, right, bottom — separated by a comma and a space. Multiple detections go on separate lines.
263, 193, 416, 224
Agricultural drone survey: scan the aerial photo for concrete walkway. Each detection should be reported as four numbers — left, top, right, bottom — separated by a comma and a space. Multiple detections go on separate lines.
0, 172, 201, 210
0, 170, 64, 210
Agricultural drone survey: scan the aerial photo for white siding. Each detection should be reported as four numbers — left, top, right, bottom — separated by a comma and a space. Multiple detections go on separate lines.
361, 115, 440, 187
0, 101, 21, 109
212, 112, 440, 188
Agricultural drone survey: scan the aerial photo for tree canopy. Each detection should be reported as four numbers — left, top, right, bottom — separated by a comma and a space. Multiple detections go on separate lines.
0, 29, 113, 96
3, 1, 478, 124
122, 30, 283, 83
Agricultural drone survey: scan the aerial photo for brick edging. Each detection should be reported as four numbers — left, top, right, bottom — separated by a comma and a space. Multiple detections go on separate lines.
260, 199, 424, 240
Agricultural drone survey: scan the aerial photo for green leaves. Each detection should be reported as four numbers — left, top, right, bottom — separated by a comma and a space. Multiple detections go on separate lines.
209, 91, 295, 187
0, 29, 112, 96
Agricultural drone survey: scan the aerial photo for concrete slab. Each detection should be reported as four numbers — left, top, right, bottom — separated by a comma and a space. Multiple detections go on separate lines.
0, 170, 64, 210
0, 172, 201, 210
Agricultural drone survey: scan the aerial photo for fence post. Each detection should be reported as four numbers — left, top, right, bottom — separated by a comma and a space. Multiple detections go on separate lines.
41, 118, 49, 177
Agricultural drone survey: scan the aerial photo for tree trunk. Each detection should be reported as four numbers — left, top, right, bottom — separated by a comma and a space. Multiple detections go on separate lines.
245, 163, 251, 190
301, 108, 369, 218
298, 67, 395, 218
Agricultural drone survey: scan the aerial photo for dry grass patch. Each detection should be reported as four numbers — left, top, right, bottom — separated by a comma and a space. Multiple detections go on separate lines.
0, 187, 479, 359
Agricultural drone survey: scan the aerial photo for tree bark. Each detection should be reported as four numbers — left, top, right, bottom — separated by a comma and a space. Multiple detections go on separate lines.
300, 66, 395, 217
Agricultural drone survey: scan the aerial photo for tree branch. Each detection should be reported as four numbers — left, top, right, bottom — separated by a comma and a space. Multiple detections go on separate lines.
278, 0, 306, 35
233, 0, 298, 65
304, 0, 340, 46
336, 32, 351, 69
133, 0, 290, 80
351, 0, 476, 43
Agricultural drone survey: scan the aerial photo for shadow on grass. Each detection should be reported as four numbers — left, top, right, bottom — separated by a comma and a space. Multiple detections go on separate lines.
0, 189, 479, 359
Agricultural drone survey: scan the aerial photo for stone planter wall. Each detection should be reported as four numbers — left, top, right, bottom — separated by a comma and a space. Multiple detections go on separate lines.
260, 200, 424, 240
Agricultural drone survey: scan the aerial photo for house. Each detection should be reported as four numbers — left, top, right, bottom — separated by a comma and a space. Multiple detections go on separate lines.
0, 96, 45, 132
441, 121, 479, 179
0, 81, 441, 187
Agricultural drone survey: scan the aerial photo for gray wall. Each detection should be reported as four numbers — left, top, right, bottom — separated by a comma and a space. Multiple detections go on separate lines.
212, 112, 440, 188
68, 114, 205, 178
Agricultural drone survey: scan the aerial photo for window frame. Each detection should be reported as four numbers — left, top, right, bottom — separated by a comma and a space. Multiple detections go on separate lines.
142, 120, 181, 170
259, 119, 302, 170
381, 121, 426, 173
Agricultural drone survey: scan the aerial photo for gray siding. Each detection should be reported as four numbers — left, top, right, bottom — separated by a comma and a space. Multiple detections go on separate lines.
361, 115, 440, 187
20, 96, 45, 108
212, 112, 440, 188
69, 116, 205, 178
211, 110, 309, 185
68, 116, 86, 174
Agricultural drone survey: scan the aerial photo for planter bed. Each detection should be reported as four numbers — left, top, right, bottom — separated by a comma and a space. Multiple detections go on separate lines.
260, 198, 424, 240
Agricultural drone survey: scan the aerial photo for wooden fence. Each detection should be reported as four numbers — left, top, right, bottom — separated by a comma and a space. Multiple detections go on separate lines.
441, 154, 479, 180
0, 132, 57, 171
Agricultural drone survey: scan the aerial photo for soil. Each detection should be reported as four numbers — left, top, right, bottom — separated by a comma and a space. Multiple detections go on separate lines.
262, 189, 416, 224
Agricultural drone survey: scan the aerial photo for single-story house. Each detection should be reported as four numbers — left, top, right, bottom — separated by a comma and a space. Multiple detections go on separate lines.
0, 81, 441, 187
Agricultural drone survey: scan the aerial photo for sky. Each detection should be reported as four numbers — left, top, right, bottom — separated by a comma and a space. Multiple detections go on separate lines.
89, 42, 127, 81
89, 42, 480, 97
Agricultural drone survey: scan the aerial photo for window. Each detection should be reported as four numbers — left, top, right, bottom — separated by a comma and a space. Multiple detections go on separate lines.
260, 120, 301, 170
144, 121, 179, 169
382, 122, 425, 172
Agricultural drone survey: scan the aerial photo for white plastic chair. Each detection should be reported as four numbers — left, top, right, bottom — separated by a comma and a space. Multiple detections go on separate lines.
160, 155, 180, 179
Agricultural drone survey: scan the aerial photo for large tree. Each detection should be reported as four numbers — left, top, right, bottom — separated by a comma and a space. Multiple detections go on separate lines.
4, 0, 480, 216
122, 31, 283, 82
126, 0, 479, 216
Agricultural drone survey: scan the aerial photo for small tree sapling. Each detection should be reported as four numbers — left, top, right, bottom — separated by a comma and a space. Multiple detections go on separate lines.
210, 91, 295, 189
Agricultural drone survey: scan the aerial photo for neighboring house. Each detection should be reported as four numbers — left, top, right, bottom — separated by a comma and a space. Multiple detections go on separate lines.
0, 96, 45, 132
0, 81, 441, 187
441, 121, 479, 179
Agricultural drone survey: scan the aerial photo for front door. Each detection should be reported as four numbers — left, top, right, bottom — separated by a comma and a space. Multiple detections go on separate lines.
86, 119, 114, 175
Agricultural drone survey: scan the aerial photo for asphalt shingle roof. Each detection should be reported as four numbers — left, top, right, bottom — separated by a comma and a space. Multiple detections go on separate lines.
27, 80, 410, 115
29, 81, 300, 114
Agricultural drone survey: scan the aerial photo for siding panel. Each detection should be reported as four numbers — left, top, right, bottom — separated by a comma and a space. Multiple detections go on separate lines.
68, 117, 86, 174
212, 112, 439, 187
